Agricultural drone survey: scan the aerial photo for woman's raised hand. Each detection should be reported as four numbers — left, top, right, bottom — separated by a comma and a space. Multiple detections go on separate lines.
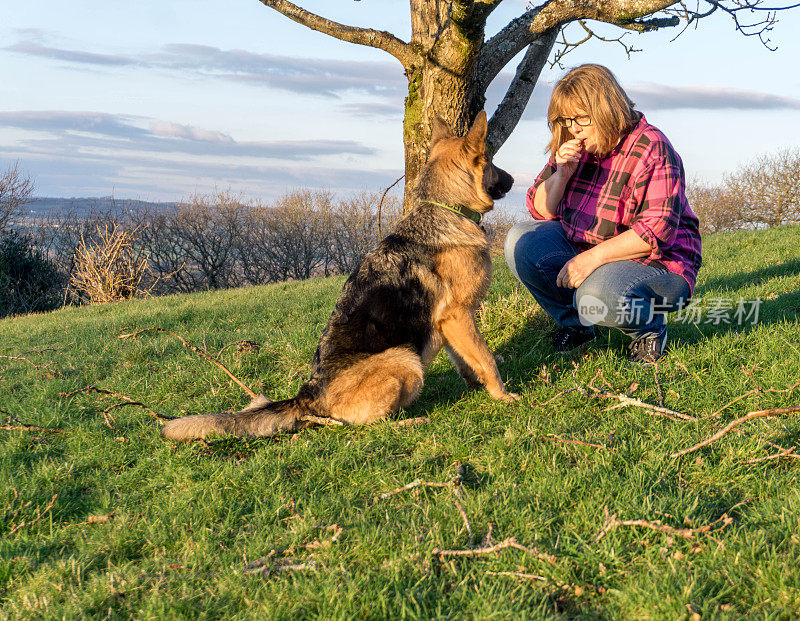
555, 139, 583, 177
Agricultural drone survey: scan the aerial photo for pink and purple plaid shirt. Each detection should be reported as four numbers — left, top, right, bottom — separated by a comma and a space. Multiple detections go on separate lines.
527, 114, 702, 291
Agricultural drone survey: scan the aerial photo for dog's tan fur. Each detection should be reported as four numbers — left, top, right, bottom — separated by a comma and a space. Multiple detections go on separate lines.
161, 111, 517, 442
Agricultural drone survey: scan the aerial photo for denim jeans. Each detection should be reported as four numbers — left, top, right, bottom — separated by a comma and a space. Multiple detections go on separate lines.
504, 220, 691, 340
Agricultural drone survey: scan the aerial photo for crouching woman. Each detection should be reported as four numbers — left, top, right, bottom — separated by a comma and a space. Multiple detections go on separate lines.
504, 64, 702, 364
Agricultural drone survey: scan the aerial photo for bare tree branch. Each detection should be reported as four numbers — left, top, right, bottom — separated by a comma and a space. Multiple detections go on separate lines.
257, 0, 415, 67
479, 7, 545, 87
486, 29, 559, 154
530, 0, 681, 34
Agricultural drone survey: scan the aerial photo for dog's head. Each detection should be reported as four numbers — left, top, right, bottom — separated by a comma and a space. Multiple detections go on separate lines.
418, 111, 514, 213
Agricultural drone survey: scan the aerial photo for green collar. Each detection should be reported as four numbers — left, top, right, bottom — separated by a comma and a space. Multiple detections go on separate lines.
426, 200, 482, 225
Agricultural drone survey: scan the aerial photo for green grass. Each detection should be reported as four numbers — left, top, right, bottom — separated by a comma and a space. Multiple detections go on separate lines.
2, 225, 800, 619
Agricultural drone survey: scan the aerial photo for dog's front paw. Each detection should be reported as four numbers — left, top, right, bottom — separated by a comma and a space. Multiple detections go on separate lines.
494, 390, 520, 403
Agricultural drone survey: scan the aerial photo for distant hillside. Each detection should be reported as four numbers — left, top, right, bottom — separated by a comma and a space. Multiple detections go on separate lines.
22, 196, 178, 219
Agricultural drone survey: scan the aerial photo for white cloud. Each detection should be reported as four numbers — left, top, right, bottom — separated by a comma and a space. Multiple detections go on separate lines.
151, 121, 235, 143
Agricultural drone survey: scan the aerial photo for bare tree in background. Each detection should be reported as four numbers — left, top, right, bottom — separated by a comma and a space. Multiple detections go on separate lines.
725, 148, 800, 229
258, 0, 797, 209
0, 163, 34, 232
237, 190, 334, 284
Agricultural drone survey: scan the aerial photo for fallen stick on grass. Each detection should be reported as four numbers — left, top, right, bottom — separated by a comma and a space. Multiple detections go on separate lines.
671, 406, 800, 458
573, 368, 695, 423
433, 537, 557, 565
372, 465, 474, 542
0, 353, 59, 376
707, 378, 800, 419
486, 570, 546, 581
119, 327, 257, 399
60, 385, 176, 422
594, 506, 733, 543
1, 420, 66, 434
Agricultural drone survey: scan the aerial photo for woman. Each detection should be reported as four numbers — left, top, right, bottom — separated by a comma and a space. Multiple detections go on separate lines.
504, 64, 702, 364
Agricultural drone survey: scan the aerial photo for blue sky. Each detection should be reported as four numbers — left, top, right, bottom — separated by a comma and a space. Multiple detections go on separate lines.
2, 0, 800, 215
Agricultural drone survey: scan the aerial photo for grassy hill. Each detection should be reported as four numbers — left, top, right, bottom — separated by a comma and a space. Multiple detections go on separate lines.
2, 225, 800, 619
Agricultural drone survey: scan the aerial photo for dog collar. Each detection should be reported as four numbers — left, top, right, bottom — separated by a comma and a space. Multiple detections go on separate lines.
426, 200, 482, 224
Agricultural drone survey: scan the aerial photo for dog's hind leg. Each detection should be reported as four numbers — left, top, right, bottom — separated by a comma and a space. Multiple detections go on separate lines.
324, 347, 424, 425
438, 309, 519, 402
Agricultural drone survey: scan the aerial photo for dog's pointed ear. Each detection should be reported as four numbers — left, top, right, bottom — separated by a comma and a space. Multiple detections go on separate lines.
464, 111, 488, 152
430, 116, 453, 146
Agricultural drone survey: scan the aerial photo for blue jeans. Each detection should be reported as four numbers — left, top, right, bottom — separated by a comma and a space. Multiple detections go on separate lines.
504, 220, 691, 340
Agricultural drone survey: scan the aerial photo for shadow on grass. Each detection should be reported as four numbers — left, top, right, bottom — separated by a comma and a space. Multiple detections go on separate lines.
696, 257, 800, 296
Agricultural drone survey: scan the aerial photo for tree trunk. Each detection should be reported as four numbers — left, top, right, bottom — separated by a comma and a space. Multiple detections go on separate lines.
402, 1, 488, 210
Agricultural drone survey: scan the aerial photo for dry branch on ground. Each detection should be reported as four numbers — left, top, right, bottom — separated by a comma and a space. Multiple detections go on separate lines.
671, 406, 800, 458
60, 385, 176, 422
119, 327, 257, 399
594, 506, 734, 543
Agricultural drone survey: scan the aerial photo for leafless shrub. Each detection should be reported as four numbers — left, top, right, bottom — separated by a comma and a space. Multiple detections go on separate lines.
68, 224, 155, 304
0, 163, 34, 232
724, 148, 800, 229
685, 178, 744, 234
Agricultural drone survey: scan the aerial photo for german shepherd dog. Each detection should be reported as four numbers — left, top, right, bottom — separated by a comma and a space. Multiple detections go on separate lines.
161, 111, 517, 442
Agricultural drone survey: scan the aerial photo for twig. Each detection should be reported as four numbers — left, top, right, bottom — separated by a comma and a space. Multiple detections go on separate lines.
530, 387, 577, 410
1, 422, 66, 434
372, 478, 450, 503
485, 570, 546, 581
671, 406, 800, 458
60, 385, 176, 421
706, 389, 759, 419
744, 445, 800, 464
119, 327, 257, 398
0, 354, 59, 376
539, 435, 606, 450
653, 362, 665, 408
433, 537, 556, 565
589, 387, 696, 422
376, 174, 404, 240
372, 465, 475, 542
575, 367, 695, 422
707, 379, 800, 419
594, 506, 733, 543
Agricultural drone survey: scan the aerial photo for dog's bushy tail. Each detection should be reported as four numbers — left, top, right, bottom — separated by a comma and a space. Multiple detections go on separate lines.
160, 395, 305, 442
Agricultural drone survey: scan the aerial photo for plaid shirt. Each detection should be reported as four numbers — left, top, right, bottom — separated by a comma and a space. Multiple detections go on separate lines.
527, 115, 702, 291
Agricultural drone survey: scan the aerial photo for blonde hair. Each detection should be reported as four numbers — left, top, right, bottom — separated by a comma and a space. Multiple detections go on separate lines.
546, 64, 639, 158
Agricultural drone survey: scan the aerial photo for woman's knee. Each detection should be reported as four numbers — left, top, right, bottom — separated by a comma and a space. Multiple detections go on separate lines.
504, 220, 568, 273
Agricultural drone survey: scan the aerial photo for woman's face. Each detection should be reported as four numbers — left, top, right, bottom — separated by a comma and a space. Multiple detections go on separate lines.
565, 107, 599, 153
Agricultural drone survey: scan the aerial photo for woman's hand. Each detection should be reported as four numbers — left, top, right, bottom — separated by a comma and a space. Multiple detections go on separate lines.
555, 138, 584, 178
556, 249, 601, 289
